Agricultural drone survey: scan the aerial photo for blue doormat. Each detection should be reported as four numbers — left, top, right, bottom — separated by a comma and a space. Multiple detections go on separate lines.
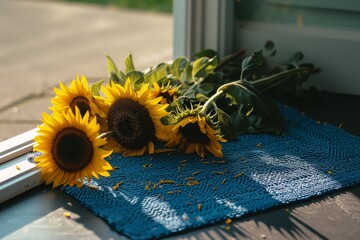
63, 105, 360, 239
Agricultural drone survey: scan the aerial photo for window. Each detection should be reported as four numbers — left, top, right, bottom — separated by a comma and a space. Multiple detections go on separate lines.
234, 0, 360, 95
173, 0, 360, 95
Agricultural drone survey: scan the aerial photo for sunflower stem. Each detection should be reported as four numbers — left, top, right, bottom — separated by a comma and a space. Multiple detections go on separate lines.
214, 48, 245, 71
200, 90, 224, 115
250, 67, 308, 87
183, 77, 204, 96
200, 66, 310, 115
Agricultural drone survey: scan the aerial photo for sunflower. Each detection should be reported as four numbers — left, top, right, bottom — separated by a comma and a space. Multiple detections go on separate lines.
33, 107, 113, 188
150, 82, 179, 104
50, 75, 105, 118
166, 107, 226, 158
100, 79, 170, 156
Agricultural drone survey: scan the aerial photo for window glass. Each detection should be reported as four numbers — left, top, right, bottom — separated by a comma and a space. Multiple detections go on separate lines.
235, 0, 360, 31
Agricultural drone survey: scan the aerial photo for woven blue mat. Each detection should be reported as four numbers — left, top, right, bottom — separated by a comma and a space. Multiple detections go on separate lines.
63, 105, 360, 239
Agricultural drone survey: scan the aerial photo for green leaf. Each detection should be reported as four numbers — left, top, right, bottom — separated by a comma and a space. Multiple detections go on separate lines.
249, 95, 284, 135
223, 84, 252, 105
194, 49, 218, 60
144, 64, 168, 84
119, 71, 127, 83
182, 88, 196, 99
204, 72, 223, 86
285, 52, 304, 66
180, 62, 193, 84
230, 106, 251, 134
170, 57, 188, 79
161, 114, 176, 125
110, 72, 121, 85
90, 79, 105, 96
127, 70, 144, 90
197, 82, 213, 95
264, 40, 274, 51
217, 109, 238, 140
241, 50, 263, 74
263, 40, 276, 57
124, 54, 135, 73
192, 57, 217, 79
106, 55, 124, 85
156, 64, 168, 82
106, 55, 119, 75
222, 83, 284, 135
270, 50, 277, 57
195, 93, 209, 103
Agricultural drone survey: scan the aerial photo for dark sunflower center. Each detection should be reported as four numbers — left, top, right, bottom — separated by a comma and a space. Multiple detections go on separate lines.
52, 128, 94, 172
70, 96, 91, 116
107, 98, 155, 150
180, 122, 210, 144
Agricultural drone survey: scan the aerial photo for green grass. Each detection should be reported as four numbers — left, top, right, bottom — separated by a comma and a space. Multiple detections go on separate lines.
62, 0, 172, 13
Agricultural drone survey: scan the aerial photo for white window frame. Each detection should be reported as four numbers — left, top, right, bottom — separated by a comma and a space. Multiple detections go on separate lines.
173, 0, 234, 59
0, 128, 42, 203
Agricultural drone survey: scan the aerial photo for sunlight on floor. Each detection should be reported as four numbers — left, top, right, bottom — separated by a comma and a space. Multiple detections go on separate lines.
141, 196, 186, 231
3, 207, 101, 240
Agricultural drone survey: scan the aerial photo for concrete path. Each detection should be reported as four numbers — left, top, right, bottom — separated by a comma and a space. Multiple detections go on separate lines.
0, 0, 173, 141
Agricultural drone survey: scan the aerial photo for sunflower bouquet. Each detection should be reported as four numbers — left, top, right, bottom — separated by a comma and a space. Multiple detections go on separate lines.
33, 41, 318, 188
